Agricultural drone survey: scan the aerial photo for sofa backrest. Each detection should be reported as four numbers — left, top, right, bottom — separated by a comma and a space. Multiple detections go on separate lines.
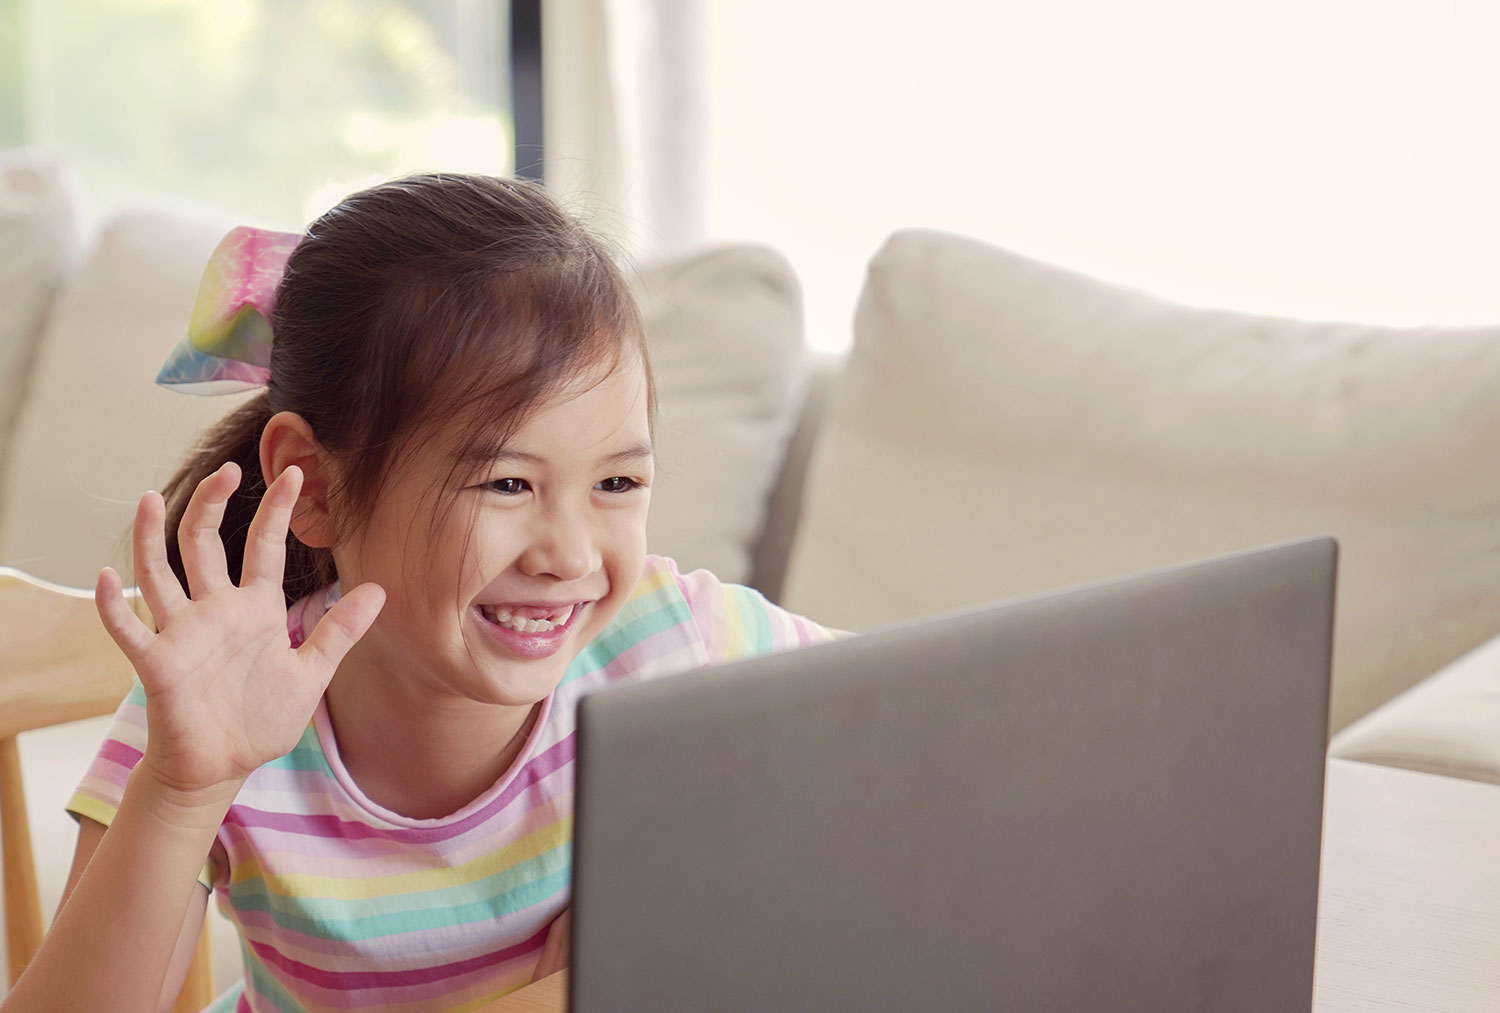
0, 206, 246, 584
781, 228, 1500, 732
0, 154, 75, 520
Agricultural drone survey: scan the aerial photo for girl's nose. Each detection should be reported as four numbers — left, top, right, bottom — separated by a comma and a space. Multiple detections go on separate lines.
519, 508, 600, 581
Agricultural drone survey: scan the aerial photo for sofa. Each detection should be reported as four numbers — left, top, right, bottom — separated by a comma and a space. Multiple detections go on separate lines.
3, 150, 1498, 991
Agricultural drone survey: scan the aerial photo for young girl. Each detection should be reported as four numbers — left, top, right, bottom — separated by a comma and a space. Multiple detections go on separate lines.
4, 174, 834, 1012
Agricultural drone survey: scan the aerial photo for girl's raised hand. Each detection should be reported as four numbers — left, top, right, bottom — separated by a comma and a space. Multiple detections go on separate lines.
95, 462, 385, 804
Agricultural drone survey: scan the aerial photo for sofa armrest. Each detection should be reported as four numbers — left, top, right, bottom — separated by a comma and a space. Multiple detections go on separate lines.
1329, 632, 1500, 785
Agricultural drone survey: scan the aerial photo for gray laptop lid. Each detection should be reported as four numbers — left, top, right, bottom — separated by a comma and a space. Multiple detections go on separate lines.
571, 538, 1335, 1012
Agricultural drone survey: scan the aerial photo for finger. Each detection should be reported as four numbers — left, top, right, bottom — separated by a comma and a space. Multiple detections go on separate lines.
241, 465, 303, 588
95, 566, 154, 660
177, 462, 239, 597
132, 490, 189, 623
296, 582, 386, 682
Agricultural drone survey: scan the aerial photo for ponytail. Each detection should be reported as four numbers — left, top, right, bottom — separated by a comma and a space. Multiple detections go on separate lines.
160, 396, 335, 605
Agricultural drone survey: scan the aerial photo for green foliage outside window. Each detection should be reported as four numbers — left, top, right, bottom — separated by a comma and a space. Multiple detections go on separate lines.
0, 2, 22, 145
8, 0, 512, 225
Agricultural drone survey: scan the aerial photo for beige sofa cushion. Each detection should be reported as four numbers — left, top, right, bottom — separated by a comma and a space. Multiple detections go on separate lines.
0, 154, 75, 520
1329, 633, 1500, 785
0, 207, 248, 585
781, 228, 1500, 732
638, 244, 808, 585
0, 217, 805, 590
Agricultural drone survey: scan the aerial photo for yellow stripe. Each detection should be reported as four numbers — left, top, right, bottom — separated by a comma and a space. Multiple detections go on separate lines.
627, 562, 674, 603
444, 984, 525, 1012
67, 792, 118, 828
229, 813, 573, 897
724, 584, 745, 659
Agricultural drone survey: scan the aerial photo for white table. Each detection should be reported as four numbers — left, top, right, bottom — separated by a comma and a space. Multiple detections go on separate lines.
1312, 758, 1500, 1010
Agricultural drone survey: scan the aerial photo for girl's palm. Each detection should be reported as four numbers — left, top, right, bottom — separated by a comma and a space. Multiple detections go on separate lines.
96, 463, 384, 796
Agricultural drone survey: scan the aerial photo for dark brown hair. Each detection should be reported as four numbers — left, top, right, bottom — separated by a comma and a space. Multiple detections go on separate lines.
161, 173, 652, 604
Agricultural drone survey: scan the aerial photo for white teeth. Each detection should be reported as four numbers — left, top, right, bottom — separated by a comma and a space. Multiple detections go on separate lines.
480, 603, 576, 634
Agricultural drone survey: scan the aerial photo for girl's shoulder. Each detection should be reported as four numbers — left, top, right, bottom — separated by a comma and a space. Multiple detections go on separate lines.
608, 555, 838, 667
625, 554, 757, 633
565, 555, 706, 680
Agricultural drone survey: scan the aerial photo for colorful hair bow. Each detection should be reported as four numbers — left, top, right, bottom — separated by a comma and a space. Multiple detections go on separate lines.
155, 226, 302, 394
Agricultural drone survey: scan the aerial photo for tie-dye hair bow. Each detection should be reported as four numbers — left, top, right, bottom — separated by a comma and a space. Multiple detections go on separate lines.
155, 226, 302, 394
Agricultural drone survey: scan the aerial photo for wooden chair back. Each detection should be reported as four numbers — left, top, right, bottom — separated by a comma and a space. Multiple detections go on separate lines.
0, 567, 213, 1011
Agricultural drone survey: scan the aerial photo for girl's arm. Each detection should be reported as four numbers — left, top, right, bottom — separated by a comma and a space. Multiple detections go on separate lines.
60, 817, 211, 1011
1, 464, 383, 1012
8, 804, 218, 1011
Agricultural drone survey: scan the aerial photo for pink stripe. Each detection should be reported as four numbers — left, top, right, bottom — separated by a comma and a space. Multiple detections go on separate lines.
77, 768, 130, 799
239, 763, 341, 799
247, 924, 548, 990
219, 792, 568, 868
219, 789, 570, 877
793, 613, 822, 648
248, 954, 536, 1011
233, 770, 572, 861
234, 896, 563, 966
98, 738, 143, 768
218, 821, 416, 863
223, 734, 575, 844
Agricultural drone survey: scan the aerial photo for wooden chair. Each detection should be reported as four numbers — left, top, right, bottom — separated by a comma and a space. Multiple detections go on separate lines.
0, 566, 213, 1011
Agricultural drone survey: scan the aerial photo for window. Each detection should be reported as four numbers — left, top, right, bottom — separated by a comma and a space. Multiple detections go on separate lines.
7, 0, 525, 226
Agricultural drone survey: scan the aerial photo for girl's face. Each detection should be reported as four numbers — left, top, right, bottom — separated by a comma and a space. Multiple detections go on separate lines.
332, 353, 653, 707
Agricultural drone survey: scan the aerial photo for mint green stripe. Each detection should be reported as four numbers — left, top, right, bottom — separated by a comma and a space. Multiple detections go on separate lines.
733, 585, 774, 658
201, 984, 241, 1013
120, 681, 330, 774
201, 981, 245, 1013
260, 731, 335, 774
230, 863, 572, 941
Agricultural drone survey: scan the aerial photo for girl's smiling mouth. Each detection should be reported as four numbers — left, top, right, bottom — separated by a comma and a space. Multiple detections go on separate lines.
474, 601, 589, 659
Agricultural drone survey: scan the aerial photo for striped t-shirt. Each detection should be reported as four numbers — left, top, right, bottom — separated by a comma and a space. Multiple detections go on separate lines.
69, 556, 835, 1012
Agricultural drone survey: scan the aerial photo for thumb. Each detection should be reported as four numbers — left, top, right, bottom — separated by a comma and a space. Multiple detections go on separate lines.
298, 582, 386, 677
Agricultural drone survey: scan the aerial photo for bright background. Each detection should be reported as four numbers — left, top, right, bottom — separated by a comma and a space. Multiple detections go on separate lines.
6, 0, 1500, 352
699, 1, 1500, 351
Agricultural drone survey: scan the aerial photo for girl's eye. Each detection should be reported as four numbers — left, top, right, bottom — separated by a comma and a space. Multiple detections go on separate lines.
596, 476, 640, 494
486, 478, 530, 495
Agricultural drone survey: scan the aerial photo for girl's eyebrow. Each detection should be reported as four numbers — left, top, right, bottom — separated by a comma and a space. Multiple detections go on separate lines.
483, 442, 655, 468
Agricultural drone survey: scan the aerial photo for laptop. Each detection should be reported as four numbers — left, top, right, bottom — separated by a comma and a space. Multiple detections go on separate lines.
570, 538, 1336, 1012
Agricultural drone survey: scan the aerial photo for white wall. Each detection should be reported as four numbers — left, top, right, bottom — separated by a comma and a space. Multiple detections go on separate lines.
703, 0, 1500, 352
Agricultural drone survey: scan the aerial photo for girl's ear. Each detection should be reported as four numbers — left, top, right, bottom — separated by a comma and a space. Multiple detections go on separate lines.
260, 411, 340, 548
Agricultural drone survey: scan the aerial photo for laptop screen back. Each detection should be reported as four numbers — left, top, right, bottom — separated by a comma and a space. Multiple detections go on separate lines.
571, 539, 1335, 1012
